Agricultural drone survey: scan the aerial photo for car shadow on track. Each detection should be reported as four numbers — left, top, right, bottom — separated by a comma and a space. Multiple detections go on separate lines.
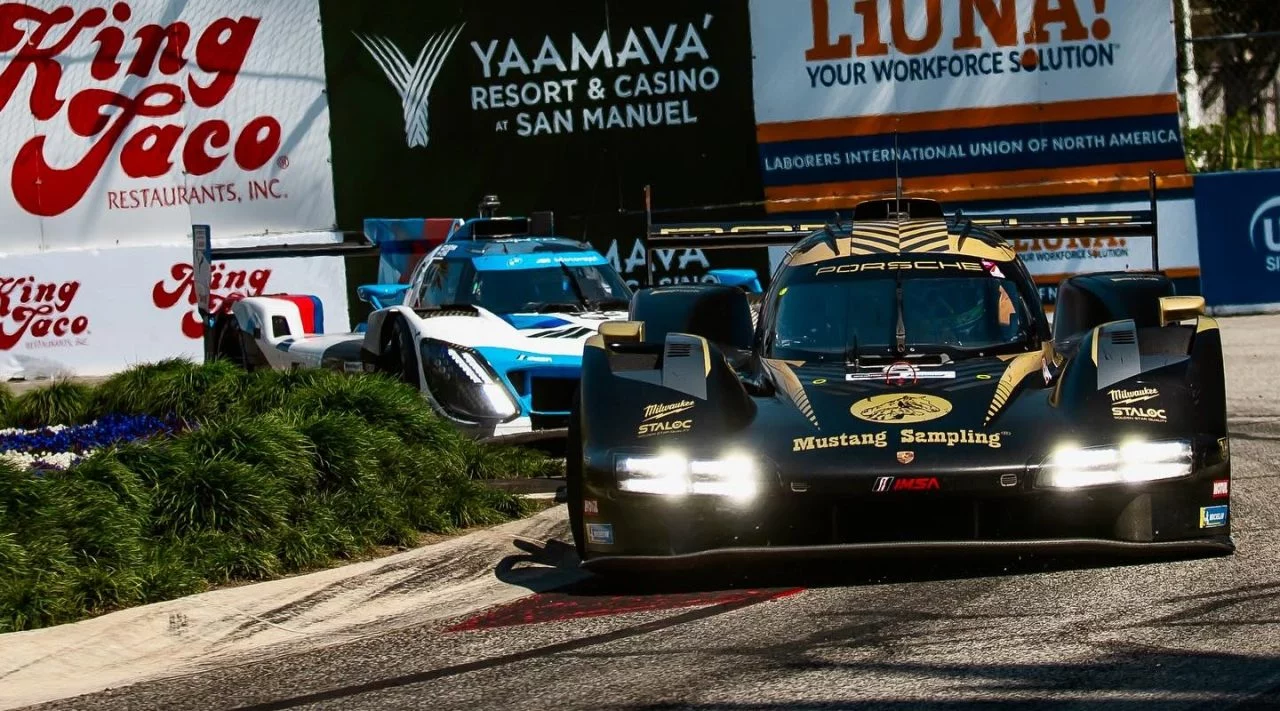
493, 535, 1232, 599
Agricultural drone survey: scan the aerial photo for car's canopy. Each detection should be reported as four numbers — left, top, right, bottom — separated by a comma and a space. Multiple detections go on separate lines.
757, 217, 1049, 361
407, 237, 632, 316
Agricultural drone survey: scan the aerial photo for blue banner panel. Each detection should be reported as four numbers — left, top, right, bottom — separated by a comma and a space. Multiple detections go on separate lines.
759, 114, 1185, 188
1194, 170, 1280, 308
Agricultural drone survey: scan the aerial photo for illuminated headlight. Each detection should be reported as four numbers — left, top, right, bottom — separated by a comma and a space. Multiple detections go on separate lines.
614, 452, 760, 501
1036, 440, 1193, 489
419, 339, 519, 421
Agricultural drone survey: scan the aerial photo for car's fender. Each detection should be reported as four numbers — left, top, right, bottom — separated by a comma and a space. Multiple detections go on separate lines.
1050, 313, 1227, 446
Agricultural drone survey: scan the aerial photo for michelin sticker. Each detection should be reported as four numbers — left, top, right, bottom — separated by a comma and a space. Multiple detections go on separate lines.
1200, 505, 1228, 529
587, 523, 614, 544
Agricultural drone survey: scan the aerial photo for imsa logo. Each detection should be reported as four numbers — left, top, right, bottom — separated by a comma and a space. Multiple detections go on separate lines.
873, 476, 940, 492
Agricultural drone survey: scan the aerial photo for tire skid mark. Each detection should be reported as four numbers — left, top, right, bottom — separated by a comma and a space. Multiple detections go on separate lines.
226, 588, 803, 711
446, 587, 805, 633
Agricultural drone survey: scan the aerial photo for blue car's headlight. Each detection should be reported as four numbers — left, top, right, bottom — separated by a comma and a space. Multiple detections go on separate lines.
419, 339, 519, 422
614, 451, 760, 501
1035, 439, 1193, 489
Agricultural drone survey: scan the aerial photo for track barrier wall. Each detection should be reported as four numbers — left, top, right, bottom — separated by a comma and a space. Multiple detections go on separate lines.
0, 0, 1214, 376
1194, 169, 1280, 315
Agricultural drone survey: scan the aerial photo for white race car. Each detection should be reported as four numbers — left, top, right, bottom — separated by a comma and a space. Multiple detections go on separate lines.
212, 214, 633, 443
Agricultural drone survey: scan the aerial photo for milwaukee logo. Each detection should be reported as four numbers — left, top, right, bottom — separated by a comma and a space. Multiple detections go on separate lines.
643, 400, 695, 421
1108, 387, 1159, 405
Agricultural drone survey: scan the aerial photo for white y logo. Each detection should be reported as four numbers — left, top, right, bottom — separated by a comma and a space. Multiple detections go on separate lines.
354, 24, 465, 148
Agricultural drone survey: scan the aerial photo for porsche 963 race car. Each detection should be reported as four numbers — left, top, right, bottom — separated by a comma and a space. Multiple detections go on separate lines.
567, 193, 1233, 569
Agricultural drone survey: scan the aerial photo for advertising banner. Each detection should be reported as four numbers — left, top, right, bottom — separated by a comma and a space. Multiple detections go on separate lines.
1194, 170, 1280, 313
319, 0, 766, 290
0, 0, 337, 252
749, 0, 1190, 211
0, 244, 350, 378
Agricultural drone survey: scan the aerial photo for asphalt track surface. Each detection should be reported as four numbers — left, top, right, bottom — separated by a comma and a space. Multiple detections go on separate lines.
24, 315, 1280, 711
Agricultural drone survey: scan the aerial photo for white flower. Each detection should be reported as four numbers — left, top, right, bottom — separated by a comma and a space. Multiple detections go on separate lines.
0, 448, 92, 470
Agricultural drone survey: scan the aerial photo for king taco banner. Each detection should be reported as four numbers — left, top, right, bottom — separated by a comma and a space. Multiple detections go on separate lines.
0, 0, 337, 253
750, 0, 1189, 211
0, 244, 349, 379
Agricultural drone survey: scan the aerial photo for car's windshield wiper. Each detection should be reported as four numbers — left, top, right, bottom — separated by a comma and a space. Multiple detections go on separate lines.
894, 269, 907, 356
587, 298, 630, 312
559, 263, 591, 307
516, 301, 583, 314
844, 331, 860, 367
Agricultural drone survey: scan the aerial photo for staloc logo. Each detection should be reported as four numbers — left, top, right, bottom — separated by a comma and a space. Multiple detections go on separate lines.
1249, 196, 1280, 272
355, 25, 467, 148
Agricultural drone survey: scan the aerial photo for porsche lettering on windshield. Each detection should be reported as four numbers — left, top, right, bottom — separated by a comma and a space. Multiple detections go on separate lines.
815, 260, 987, 275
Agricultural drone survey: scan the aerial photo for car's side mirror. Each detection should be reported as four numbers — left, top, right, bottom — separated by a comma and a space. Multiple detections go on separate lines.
1159, 295, 1205, 326
357, 284, 411, 310
599, 320, 645, 346
706, 269, 763, 293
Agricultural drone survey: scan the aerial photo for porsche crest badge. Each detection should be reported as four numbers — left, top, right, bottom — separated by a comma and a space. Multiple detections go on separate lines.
896, 451, 915, 464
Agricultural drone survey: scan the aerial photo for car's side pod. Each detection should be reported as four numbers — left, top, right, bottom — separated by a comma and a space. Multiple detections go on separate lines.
1052, 270, 1179, 358
580, 317, 757, 445
1050, 293, 1225, 433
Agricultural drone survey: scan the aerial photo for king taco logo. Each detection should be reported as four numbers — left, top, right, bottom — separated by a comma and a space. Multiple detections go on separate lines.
0, 276, 89, 350
152, 262, 272, 339
0, 2, 283, 217
1248, 196, 1280, 272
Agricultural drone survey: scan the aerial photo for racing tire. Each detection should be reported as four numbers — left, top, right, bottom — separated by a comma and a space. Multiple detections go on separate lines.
566, 387, 587, 562
209, 312, 262, 371
382, 317, 422, 389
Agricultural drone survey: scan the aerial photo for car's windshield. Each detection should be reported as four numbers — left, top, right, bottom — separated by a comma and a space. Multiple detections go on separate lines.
464, 264, 632, 315
768, 266, 1033, 361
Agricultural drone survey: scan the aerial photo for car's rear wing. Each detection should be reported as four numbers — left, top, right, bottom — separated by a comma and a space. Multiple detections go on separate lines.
639, 172, 1162, 286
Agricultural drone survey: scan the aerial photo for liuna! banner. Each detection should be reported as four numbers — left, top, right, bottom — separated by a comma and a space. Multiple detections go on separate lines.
750, 0, 1188, 213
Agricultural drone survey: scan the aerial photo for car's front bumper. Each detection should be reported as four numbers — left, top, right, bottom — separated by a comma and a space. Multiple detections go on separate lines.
451, 415, 570, 445
578, 475, 1235, 567
580, 536, 1234, 572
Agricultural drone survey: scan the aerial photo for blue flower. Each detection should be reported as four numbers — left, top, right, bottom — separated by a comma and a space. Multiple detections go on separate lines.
0, 413, 183, 457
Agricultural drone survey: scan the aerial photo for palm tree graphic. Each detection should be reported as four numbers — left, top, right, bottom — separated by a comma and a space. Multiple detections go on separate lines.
354, 24, 466, 148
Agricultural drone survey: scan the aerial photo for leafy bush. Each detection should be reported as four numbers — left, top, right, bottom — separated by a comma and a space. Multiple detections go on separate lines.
1184, 112, 1280, 173
90, 358, 242, 421
0, 383, 13, 428
0, 362, 559, 631
10, 380, 94, 428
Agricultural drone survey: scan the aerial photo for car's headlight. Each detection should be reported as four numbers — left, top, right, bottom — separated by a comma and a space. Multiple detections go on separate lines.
419, 339, 519, 421
614, 452, 760, 501
1035, 439, 1193, 489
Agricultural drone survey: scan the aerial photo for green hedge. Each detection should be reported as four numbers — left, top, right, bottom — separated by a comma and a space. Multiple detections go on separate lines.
0, 361, 562, 632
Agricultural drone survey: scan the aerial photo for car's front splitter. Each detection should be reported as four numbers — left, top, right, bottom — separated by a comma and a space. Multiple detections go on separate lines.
477, 427, 569, 446
579, 535, 1236, 573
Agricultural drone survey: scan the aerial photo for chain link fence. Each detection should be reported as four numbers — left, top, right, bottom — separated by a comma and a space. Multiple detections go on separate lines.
1177, 0, 1280, 171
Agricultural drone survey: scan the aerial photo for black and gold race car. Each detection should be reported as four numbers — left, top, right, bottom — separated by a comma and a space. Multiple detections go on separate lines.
565, 194, 1233, 571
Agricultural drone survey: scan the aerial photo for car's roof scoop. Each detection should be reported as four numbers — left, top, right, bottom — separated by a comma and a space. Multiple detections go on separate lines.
851, 197, 945, 221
